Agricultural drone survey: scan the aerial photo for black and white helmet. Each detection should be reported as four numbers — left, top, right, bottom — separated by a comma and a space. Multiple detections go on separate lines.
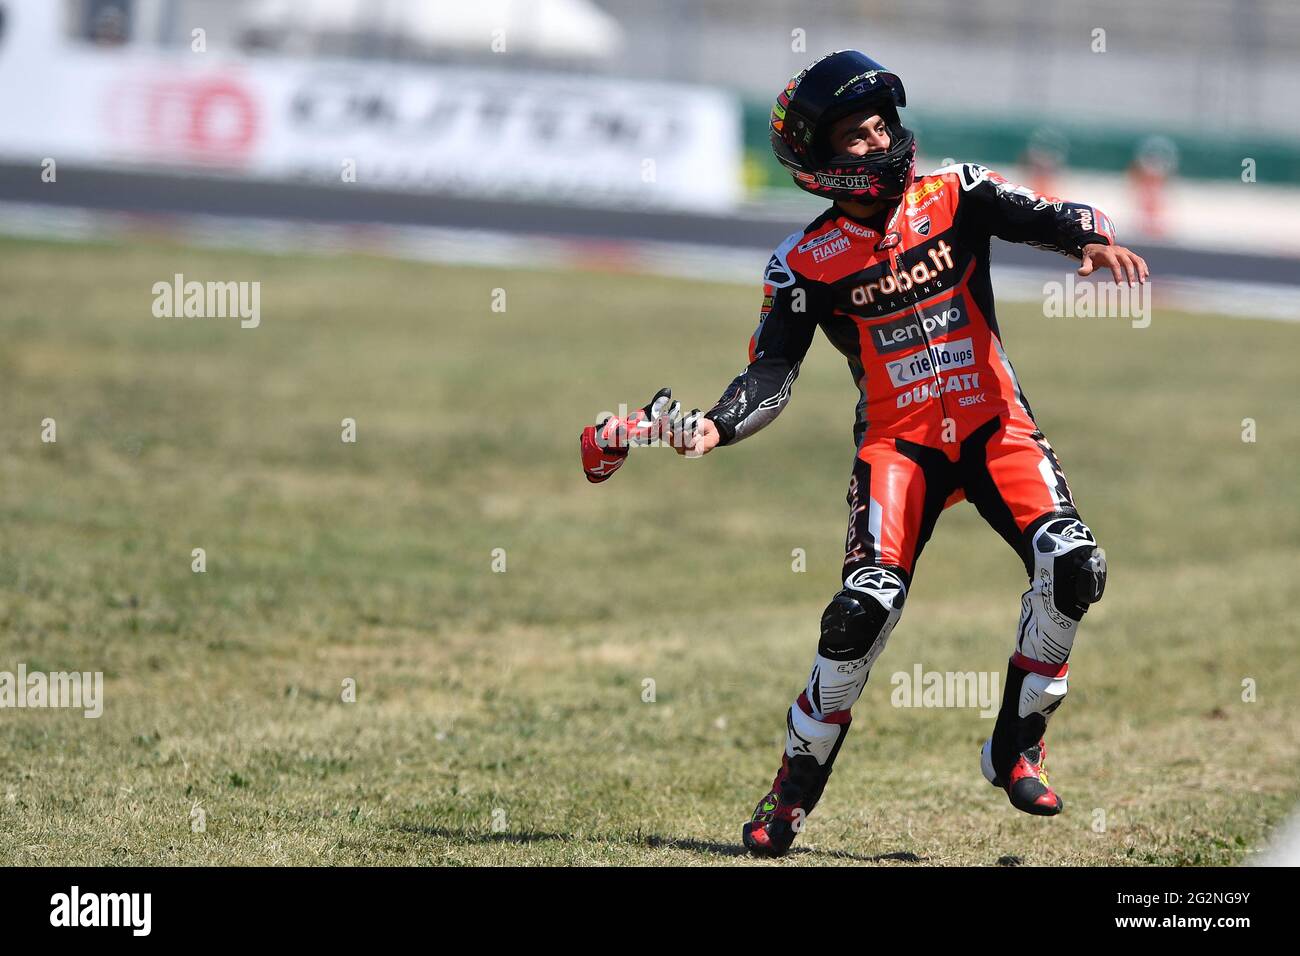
770, 50, 916, 202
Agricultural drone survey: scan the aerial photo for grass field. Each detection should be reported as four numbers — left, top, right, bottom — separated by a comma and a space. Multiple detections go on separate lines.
1, 234, 1297, 866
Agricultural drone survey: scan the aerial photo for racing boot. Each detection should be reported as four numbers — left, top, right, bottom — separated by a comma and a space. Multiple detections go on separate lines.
743, 702, 850, 857
980, 658, 1065, 816
743, 753, 829, 857
981, 733, 1062, 816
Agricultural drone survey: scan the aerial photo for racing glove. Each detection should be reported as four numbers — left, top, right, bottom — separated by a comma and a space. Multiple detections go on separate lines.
579, 387, 699, 482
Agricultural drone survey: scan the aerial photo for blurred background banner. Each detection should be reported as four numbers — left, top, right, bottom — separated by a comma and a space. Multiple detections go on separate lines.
0, 0, 741, 210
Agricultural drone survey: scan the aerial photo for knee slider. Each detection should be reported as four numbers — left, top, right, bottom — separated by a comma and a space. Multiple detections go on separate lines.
818, 593, 879, 660
819, 566, 906, 664
805, 567, 907, 720
1067, 545, 1107, 608
1029, 517, 1105, 622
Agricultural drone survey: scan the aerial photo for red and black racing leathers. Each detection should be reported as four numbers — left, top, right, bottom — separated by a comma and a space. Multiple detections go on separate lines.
704, 162, 1117, 577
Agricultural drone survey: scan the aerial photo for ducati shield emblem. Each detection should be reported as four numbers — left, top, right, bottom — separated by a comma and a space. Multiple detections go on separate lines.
914, 215, 931, 237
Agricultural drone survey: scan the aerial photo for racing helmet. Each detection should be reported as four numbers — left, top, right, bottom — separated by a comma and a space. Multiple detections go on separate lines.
770, 50, 916, 202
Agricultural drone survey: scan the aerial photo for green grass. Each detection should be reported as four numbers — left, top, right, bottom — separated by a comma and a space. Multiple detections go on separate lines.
1, 235, 1297, 866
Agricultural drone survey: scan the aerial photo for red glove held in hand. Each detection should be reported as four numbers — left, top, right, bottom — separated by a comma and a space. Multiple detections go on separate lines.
579, 419, 630, 483
580, 387, 685, 483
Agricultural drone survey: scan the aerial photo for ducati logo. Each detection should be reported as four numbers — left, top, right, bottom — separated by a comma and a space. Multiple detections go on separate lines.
914, 215, 931, 237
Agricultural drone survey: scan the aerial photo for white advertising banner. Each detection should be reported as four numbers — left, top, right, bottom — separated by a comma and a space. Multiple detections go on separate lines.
0, 4, 741, 211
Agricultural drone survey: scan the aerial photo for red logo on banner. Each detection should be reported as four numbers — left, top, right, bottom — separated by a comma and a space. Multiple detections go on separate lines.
106, 74, 260, 166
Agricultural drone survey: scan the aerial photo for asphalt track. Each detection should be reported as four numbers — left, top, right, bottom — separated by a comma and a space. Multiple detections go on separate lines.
1, 162, 1295, 286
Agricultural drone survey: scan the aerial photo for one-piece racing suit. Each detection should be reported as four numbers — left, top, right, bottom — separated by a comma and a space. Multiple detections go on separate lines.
705, 163, 1115, 821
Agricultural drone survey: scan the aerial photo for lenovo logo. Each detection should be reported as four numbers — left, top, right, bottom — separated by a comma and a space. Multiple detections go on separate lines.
869, 301, 970, 355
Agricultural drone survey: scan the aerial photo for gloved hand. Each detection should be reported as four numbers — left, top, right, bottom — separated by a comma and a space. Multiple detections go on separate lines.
579, 387, 699, 483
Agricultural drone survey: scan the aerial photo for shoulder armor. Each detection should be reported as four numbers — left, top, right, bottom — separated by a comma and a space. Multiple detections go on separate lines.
763, 230, 803, 289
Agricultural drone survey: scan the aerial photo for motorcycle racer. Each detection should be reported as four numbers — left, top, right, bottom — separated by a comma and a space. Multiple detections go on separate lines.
582, 49, 1147, 858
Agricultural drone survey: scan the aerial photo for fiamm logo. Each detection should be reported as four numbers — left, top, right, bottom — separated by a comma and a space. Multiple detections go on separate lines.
812, 235, 852, 263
